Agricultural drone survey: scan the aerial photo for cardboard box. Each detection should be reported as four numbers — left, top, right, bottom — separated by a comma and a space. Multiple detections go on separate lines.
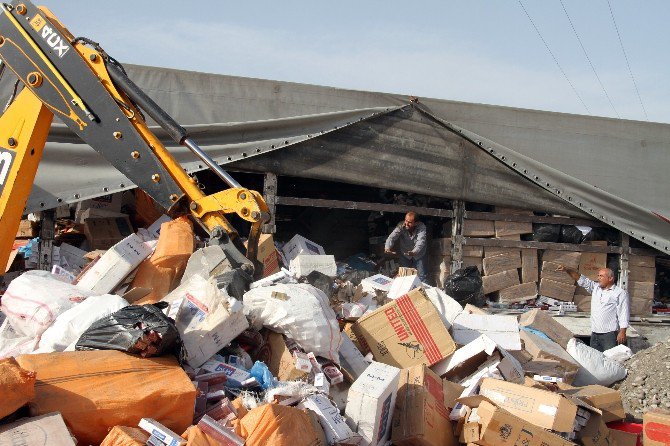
299, 394, 362, 445
539, 277, 576, 301
559, 385, 624, 423
84, 216, 134, 250
478, 378, 578, 432
628, 265, 656, 282
484, 246, 521, 258
16, 219, 37, 238
629, 281, 655, 300
482, 252, 522, 276
462, 245, 483, 257
518, 308, 574, 348
498, 282, 538, 303
630, 297, 653, 316
494, 220, 533, 237
579, 242, 608, 280
542, 250, 581, 269
457, 397, 577, 446
339, 332, 371, 382
174, 275, 249, 368
256, 233, 280, 277
578, 414, 618, 446
609, 428, 639, 446
481, 269, 519, 294
76, 233, 153, 294
644, 410, 670, 446
391, 364, 457, 446
289, 254, 336, 277
463, 219, 495, 237
451, 313, 521, 351
0, 412, 76, 445
519, 330, 578, 383
75, 194, 124, 222
521, 248, 538, 283
462, 256, 483, 273
281, 234, 325, 263
541, 261, 578, 284
431, 335, 524, 384
265, 331, 310, 381
573, 294, 592, 312
387, 275, 422, 300
629, 254, 656, 268
345, 361, 401, 446
352, 288, 456, 368
57, 242, 88, 275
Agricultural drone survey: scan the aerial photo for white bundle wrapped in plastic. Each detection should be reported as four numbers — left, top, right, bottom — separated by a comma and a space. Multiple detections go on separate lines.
0, 271, 98, 338
603, 344, 633, 364
243, 283, 342, 363
36, 294, 130, 353
0, 317, 38, 359
567, 338, 627, 386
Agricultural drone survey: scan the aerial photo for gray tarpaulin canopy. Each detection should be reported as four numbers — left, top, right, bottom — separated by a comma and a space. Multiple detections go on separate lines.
1, 63, 668, 253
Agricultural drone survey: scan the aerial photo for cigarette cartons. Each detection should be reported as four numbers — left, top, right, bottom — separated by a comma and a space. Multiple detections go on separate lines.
138, 418, 186, 446
299, 394, 362, 445
289, 254, 337, 277
199, 359, 250, 385
282, 234, 325, 263
361, 274, 393, 293
345, 361, 401, 446
352, 288, 456, 368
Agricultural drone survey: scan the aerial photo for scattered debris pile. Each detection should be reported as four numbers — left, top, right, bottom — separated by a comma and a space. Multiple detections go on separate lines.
619, 340, 670, 418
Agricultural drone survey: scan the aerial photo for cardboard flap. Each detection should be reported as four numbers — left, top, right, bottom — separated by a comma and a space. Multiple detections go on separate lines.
455, 394, 497, 409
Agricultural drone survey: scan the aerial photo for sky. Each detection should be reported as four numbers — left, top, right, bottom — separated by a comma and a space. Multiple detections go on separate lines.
39, 0, 670, 123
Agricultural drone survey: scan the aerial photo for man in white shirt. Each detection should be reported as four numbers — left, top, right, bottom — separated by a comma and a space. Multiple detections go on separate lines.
557, 265, 630, 352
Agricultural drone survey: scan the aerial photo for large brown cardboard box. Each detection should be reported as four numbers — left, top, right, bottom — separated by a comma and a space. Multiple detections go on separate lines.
494, 220, 533, 237
644, 409, 670, 446
518, 308, 574, 348
458, 397, 577, 446
539, 277, 576, 301
572, 293, 592, 312
257, 233, 281, 277
609, 428, 639, 446
482, 269, 519, 294
579, 242, 608, 280
498, 282, 538, 303
482, 252, 521, 276
629, 264, 656, 282
519, 330, 579, 383
391, 365, 457, 446
264, 331, 310, 381
462, 245, 483, 257
559, 384, 624, 423
542, 250, 581, 269
629, 254, 656, 268
484, 245, 521, 258
462, 220, 495, 237
478, 378, 577, 432
629, 281, 655, 300
630, 297, 653, 316
521, 248, 538, 283
15, 220, 36, 238
541, 261, 578, 284
352, 288, 456, 368
84, 216, 133, 250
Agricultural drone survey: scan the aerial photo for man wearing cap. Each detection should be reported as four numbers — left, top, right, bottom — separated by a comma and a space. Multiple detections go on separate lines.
385, 212, 428, 282
557, 265, 630, 352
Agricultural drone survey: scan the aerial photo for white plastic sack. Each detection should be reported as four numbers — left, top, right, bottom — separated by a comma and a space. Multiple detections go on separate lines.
243, 283, 342, 363
35, 294, 129, 353
424, 286, 463, 329
566, 338, 627, 386
0, 317, 37, 359
0, 271, 98, 338
603, 344, 633, 364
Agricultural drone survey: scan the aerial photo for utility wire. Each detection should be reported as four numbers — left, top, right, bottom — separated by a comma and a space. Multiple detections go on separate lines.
607, 0, 648, 121
559, 0, 619, 118
518, 0, 590, 114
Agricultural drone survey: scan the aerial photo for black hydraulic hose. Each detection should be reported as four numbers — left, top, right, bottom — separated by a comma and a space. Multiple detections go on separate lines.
106, 60, 188, 144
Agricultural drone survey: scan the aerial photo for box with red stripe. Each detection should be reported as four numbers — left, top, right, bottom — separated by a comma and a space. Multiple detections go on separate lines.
352, 287, 456, 369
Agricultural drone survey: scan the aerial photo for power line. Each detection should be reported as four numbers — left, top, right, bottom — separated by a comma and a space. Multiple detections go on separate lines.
559, 0, 619, 118
518, 0, 591, 114
607, 0, 648, 121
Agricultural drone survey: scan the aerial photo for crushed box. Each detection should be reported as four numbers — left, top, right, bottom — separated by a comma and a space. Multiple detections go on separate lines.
451, 313, 521, 351
299, 394, 362, 445
518, 308, 574, 348
352, 287, 456, 368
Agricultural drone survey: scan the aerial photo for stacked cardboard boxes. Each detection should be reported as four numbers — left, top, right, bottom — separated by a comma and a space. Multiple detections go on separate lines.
629, 255, 656, 315
539, 251, 580, 301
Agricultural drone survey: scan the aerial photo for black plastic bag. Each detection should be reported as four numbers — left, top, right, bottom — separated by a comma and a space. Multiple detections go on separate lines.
305, 271, 335, 297
560, 225, 585, 244
214, 267, 252, 300
443, 266, 485, 307
75, 303, 179, 357
531, 224, 561, 242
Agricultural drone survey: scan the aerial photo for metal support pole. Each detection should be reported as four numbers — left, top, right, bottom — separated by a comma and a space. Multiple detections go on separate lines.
262, 172, 277, 234
619, 233, 630, 290
450, 200, 465, 273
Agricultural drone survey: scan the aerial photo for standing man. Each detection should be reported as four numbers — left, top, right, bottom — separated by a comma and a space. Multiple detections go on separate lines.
385, 212, 428, 282
557, 265, 629, 352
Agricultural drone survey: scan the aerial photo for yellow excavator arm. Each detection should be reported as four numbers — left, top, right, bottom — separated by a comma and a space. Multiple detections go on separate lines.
0, 1, 269, 276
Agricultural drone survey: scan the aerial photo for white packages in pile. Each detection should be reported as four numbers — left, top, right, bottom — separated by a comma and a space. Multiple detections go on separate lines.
36, 294, 129, 353
243, 283, 342, 364
566, 338, 627, 386
0, 317, 38, 359
424, 286, 463, 330
172, 274, 249, 368
0, 270, 98, 338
